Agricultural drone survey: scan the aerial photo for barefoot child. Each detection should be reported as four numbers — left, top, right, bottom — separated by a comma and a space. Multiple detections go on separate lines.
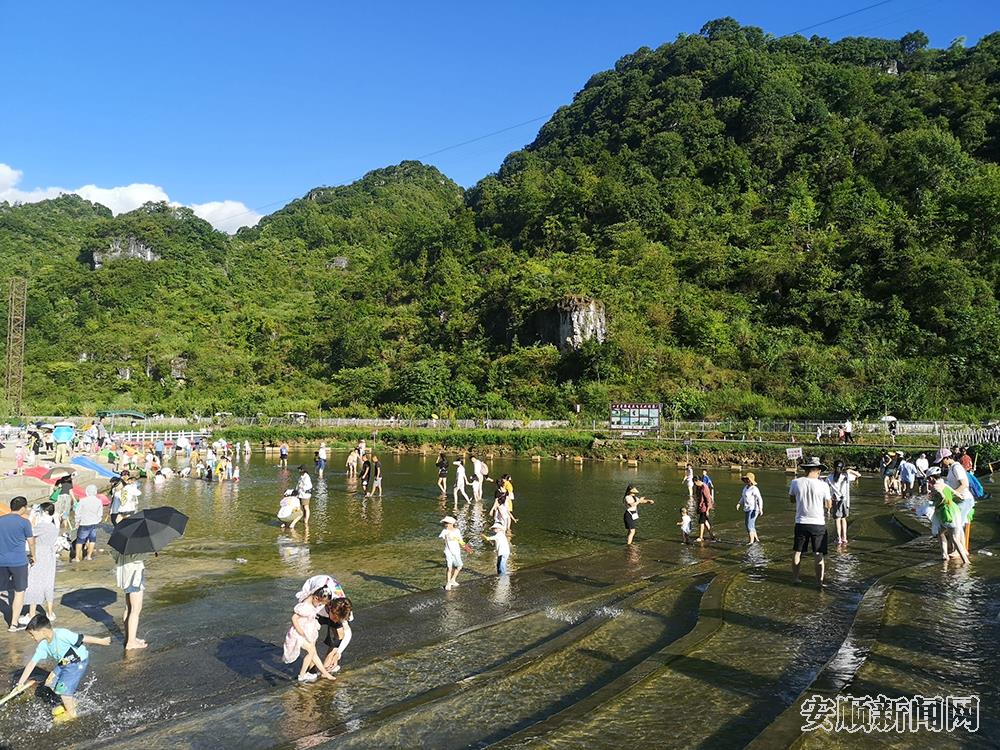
482, 521, 511, 574
320, 597, 354, 674
15, 614, 111, 721
282, 586, 336, 683
677, 507, 692, 544
439, 516, 472, 590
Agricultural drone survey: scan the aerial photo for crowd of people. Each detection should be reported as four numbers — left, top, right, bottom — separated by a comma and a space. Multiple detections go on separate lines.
0, 429, 988, 723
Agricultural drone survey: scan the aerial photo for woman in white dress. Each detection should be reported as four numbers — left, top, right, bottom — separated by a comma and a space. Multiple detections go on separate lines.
21, 502, 59, 623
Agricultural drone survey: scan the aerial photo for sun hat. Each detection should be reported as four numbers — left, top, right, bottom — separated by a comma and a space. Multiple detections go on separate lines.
440, 516, 457, 525
741, 472, 756, 485
800, 456, 828, 471
933, 448, 952, 465
491, 522, 504, 530
926, 466, 942, 477
296, 574, 339, 602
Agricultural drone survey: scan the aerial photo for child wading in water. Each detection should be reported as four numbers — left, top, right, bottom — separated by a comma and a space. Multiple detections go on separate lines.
283, 584, 337, 683
15, 614, 111, 721
678, 507, 692, 544
439, 516, 473, 590
483, 521, 512, 574
320, 597, 354, 675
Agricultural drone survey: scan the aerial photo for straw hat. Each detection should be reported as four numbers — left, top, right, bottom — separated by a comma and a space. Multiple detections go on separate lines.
439, 516, 457, 525
741, 472, 756, 485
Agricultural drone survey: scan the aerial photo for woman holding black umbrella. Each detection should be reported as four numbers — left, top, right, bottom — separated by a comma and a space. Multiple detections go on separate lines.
108, 506, 188, 651
114, 552, 147, 650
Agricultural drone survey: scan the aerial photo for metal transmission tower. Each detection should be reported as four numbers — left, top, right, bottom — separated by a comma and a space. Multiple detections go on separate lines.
5, 277, 27, 416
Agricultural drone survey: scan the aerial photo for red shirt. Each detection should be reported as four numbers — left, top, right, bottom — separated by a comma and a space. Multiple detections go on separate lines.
697, 484, 713, 513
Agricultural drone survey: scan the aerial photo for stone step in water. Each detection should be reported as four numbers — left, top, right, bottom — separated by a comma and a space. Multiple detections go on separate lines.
319, 571, 714, 749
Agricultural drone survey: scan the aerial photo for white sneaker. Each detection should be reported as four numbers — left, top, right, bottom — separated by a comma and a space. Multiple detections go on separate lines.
297, 673, 318, 683
17, 614, 31, 625
330, 665, 341, 673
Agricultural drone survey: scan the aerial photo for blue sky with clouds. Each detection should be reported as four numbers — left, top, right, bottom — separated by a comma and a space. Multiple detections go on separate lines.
2, 1, 997, 230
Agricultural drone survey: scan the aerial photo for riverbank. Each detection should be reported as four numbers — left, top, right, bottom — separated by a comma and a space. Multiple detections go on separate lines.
217, 425, 934, 470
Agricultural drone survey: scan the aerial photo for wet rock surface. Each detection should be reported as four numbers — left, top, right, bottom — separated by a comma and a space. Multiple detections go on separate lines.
0, 454, 994, 749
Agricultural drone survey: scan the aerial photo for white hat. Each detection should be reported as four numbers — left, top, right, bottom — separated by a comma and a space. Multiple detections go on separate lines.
440, 516, 457, 525
491, 522, 504, 530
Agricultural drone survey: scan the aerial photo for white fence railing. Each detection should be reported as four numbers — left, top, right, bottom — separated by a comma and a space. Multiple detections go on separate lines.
111, 430, 213, 445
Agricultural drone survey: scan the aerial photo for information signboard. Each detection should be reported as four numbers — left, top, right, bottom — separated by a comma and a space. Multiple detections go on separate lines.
610, 402, 661, 433
786, 447, 803, 460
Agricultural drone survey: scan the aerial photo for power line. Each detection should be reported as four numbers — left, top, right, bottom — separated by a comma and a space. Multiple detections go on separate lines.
417, 115, 548, 159
215, 116, 550, 230
208, 5, 909, 231
787, 0, 896, 36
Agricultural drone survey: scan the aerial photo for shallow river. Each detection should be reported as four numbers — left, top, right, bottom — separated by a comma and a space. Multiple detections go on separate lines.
0, 450, 995, 749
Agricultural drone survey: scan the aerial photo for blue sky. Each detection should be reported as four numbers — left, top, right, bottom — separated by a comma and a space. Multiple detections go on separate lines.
2, 1, 997, 230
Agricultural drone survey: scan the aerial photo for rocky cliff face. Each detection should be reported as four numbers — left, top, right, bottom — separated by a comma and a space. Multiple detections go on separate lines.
532, 297, 607, 351
558, 297, 607, 351
91, 236, 160, 269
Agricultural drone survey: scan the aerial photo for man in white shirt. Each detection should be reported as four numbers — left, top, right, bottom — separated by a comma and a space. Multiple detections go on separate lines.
74, 485, 105, 561
915, 453, 930, 493
296, 466, 314, 525
789, 457, 832, 587
317, 442, 328, 477
842, 419, 853, 443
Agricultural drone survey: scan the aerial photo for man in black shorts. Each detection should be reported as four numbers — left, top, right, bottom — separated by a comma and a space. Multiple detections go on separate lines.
789, 457, 832, 588
0, 496, 36, 630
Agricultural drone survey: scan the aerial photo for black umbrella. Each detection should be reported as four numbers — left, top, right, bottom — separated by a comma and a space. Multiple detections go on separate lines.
108, 506, 188, 555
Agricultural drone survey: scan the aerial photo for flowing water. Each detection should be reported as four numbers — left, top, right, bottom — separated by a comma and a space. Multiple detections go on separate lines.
0, 450, 995, 749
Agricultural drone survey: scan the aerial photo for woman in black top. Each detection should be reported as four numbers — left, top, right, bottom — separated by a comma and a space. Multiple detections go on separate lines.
436, 452, 448, 495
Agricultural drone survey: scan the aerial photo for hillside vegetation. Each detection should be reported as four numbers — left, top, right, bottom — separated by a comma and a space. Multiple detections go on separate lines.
3, 19, 1000, 421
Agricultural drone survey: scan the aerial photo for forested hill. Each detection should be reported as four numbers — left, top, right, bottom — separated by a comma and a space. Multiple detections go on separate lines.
3, 19, 1000, 421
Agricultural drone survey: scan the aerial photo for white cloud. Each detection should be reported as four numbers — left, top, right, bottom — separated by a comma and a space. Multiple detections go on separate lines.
0, 163, 262, 233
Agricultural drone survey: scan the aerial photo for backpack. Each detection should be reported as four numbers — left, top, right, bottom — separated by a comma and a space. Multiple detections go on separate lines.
968, 472, 985, 499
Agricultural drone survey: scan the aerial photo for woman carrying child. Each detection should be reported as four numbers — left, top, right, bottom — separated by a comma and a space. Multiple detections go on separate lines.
932, 480, 970, 565
283, 576, 337, 683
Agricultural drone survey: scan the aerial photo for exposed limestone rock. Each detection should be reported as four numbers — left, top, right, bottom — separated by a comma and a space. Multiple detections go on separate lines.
534, 296, 608, 352
92, 236, 160, 270
558, 297, 607, 351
